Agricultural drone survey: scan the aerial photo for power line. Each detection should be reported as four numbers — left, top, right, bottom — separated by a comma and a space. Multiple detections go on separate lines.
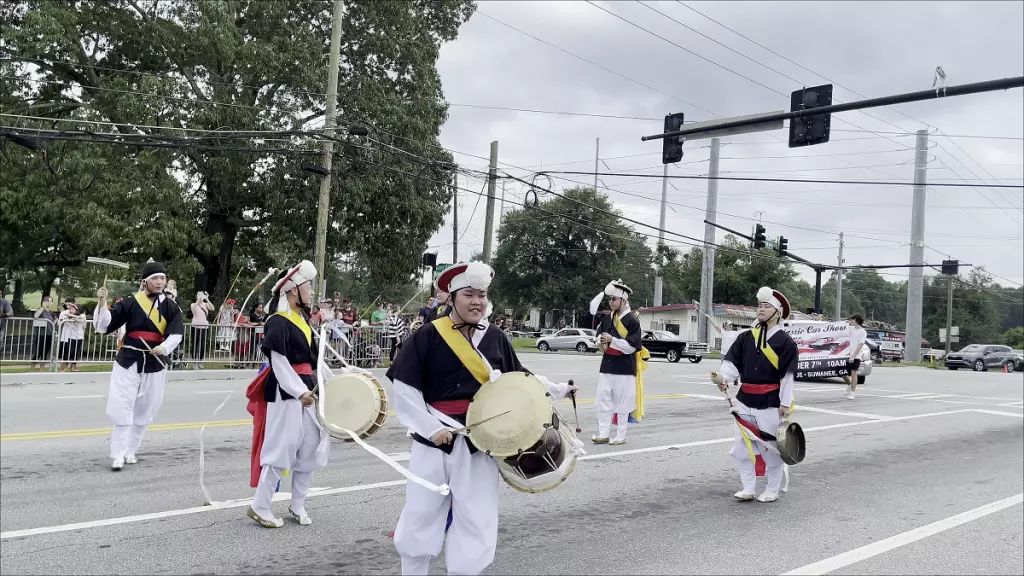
542, 169, 1024, 188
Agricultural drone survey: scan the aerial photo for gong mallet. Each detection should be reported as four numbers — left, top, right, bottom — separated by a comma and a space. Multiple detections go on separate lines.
569, 379, 582, 433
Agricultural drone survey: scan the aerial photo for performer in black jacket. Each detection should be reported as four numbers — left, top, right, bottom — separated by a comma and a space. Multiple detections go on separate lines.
590, 279, 643, 445
712, 286, 799, 503
386, 261, 576, 576
93, 260, 184, 471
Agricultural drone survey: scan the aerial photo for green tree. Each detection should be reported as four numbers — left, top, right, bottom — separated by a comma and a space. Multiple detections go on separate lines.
1003, 326, 1024, 349
4, 0, 473, 299
490, 187, 654, 320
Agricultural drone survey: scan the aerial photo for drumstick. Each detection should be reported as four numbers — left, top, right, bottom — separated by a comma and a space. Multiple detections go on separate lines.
569, 379, 581, 433
450, 410, 512, 436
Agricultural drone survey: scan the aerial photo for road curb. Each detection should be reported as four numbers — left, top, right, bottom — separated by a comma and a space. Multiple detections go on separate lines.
0, 369, 261, 386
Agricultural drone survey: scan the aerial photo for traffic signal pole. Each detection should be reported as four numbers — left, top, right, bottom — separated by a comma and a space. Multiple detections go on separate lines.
698, 137, 721, 343
642, 76, 1024, 143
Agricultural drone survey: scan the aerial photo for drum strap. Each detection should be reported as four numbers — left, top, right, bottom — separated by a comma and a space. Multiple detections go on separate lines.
432, 317, 491, 385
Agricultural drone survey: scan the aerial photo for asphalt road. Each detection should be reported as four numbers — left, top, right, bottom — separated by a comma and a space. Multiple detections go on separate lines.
1, 354, 1022, 575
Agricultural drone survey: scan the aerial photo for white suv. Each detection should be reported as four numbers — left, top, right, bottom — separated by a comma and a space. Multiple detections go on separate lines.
536, 328, 598, 353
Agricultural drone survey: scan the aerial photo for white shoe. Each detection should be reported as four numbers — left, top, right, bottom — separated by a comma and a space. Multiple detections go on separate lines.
289, 507, 312, 526
111, 457, 125, 471
246, 506, 284, 528
125, 453, 138, 464
782, 465, 790, 493
609, 438, 626, 446
844, 387, 855, 400
757, 491, 779, 503
733, 490, 756, 501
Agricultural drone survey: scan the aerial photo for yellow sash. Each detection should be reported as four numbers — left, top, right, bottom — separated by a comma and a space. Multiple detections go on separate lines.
749, 326, 779, 370
275, 308, 311, 346
433, 317, 491, 385
132, 292, 167, 334
613, 312, 649, 421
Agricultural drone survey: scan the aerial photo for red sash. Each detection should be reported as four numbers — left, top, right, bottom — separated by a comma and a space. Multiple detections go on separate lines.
740, 383, 781, 395
246, 362, 313, 488
126, 330, 164, 344
430, 399, 470, 415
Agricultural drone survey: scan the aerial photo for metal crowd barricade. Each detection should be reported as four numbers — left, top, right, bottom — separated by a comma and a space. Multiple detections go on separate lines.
52, 315, 116, 370
318, 322, 391, 369
0, 316, 57, 367
175, 323, 267, 370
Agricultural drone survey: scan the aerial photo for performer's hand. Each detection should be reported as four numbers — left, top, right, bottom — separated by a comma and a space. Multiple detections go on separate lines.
431, 429, 453, 446
717, 381, 728, 393
779, 405, 790, 419
96, 287, 108, 301
150, 344, 167, 356
299, 392, 315, 407
566, 383, 579, 396
598, 333, 612, 346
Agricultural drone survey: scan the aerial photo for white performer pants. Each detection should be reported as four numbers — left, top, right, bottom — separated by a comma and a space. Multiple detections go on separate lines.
395, 435, 499, 576
106, 362, 167, 459
251, 405, 323, 518
595, 372, 636, 440
728, 399, 785, 494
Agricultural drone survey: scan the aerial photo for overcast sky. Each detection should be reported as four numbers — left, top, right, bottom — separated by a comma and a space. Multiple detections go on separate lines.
422, 0, 1024, 297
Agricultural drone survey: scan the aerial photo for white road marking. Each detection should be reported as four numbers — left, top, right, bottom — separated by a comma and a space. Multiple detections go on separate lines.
781, 493, 1024, 575
863, 387, 1021, 402
683, 392, 889, 420
196, 390, 232, 394
54, 395, 103, 400
2, 408, 1019, 540
998, 401, 1024, 408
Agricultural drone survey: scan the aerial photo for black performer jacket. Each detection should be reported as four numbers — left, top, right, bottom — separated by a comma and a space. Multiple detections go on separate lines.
596, 309, 642, 376
101, 292, 184, 373
724, 327, 799, 410
386, 319, 523, 454
260, 311, 319, 401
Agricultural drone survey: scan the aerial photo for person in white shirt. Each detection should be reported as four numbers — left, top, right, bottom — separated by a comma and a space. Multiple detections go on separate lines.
844, 314, 867, 400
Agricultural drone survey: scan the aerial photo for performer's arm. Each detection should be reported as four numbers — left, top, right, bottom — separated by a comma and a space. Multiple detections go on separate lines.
158, 304, 186, 355
719, 359, 741, 383
93, 299, 128, 334
780, 371, 795, 409
270, 351, 312, 399
392, 380, 446, 440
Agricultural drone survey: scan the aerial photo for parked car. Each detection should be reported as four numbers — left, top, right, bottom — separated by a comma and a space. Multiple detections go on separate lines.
945, 344, 1016, 372
536, 328, 598, 353
641, 330, 708, 363
1013, 350, 1023, 371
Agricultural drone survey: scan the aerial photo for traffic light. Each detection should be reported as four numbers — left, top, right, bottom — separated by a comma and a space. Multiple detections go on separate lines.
752, 224, 766, 250
941, 259, 959, 276
776, 236, 789, 257
422, 252, 437, 268
662, 112, 685, 164
789, 84, 833, 148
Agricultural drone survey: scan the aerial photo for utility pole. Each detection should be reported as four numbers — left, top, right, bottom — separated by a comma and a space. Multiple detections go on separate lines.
482, 140, 498, 264
501, 181, 506, 223
594, 137, 600, 190
835, 232, 844, 319
698, 137, 721, 344
452, 172, 458, 262
313, 0, 344, 298
654, 164, 668, 307
904, 129, 929, 362
945, 276, 955, 355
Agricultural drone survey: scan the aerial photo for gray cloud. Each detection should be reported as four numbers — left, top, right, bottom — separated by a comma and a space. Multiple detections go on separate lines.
426, 0, 1024, 291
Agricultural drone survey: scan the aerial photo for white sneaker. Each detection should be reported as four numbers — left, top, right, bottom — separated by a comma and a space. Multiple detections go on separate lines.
757, 491, 779, 503
246, 506, 284, 528
609, 438, 626, 446
289, 507, 312, 526
111, 457, 125, 471
125, 453, 138, 464
733, 490, 756, 501
844, 387, 855, 400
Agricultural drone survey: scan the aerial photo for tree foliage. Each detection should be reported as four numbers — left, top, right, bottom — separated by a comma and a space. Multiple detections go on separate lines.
490, 187, 654, 319
2, 0, 474, 303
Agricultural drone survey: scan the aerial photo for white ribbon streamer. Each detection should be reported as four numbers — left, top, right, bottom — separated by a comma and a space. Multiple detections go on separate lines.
199, 391, 234, 506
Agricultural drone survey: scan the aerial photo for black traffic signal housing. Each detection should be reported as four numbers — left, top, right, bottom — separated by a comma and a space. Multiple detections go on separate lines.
422, 252, 437, 268
789, 84, 833, 148
752, 224, 766, 250
776, 236, 789, 257
662, 112, 685, 164
941, 259, 959, 276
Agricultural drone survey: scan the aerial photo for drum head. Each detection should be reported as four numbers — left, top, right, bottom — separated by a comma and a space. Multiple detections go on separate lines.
318, 373, 381, 439
466, 372, 551, 457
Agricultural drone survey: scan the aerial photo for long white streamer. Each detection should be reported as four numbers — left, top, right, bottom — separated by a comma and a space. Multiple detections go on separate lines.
199, 391, 234, 506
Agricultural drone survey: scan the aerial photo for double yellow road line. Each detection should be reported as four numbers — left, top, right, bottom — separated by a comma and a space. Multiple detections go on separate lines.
0, 393, 690, 442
